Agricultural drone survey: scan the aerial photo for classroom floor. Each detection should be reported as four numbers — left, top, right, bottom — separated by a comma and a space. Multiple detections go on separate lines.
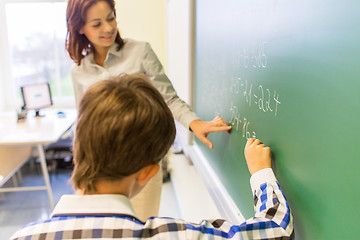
0, 156, 180, 239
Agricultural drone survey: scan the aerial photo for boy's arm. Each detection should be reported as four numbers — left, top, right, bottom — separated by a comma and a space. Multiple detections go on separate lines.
198, 139, 293, 238
240, 138, 294, 238
127, 138, 293, 239
185, 139, 293, 239
184, 138, 293, 239
194, 168, 293, 239
238, 168, 294, 238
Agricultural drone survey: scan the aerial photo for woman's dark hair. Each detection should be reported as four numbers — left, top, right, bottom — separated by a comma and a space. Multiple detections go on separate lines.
65, 0, 124, 65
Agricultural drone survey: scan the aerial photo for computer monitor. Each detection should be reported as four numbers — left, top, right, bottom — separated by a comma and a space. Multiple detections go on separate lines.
21, 83, 53, 117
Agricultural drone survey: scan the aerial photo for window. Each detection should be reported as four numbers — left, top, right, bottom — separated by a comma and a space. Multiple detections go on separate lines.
0, 0, 74, 109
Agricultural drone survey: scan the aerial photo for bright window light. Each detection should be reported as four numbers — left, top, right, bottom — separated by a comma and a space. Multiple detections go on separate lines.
5, 1, 74, 101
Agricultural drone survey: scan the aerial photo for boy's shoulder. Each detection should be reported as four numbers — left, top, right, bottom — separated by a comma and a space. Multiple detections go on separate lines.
11, 214, 229, 240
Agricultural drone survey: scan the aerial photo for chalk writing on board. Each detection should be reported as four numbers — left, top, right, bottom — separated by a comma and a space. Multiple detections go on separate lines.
197, 39, 281, 139
225, 41, 281, 138
243, 41, 268, 69
229, 103, 256, 139
253, 86, 281, 116
229, 79, 281, 116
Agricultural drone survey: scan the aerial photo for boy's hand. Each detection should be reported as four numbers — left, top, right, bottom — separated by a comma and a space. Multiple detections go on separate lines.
244, 138, 272, 175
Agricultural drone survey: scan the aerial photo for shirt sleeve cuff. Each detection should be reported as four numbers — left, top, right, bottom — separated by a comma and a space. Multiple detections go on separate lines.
250, 168, 277, 193
186, 116, 201, 131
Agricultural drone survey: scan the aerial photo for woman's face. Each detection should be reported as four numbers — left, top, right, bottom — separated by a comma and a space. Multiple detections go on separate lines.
79, 1, 117, 52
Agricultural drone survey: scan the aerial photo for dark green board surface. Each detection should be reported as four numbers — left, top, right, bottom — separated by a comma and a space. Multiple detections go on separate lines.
194, 1, 360, 239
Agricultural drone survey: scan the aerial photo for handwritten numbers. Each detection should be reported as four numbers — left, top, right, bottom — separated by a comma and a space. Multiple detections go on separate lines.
242, 117, 256, 140
255, 85, 280, 114
266, 88, 273, 113
243, 41, 267, 69
257, 85, 265, 112
243, 80, 252, 106
242, 117, 249, 138
273, 90, 281, 116
229, 77, 281, 117
225, 40, 280, 139
229, 104, 257, 139
260, 41, 267, 68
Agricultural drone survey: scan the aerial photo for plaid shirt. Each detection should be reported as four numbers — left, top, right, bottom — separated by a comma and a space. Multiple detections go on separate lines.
11, 169, 294, 239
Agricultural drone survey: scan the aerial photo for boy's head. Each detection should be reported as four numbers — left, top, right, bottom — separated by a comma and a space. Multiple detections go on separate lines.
71, 74, 176, 193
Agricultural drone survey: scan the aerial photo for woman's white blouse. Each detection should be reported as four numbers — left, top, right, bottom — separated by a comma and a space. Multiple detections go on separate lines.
71, 38, 199, 129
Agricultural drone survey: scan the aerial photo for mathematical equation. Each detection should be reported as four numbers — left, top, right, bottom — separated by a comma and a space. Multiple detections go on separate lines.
229, 103, 257, 139
226, 41, 281, 139
228, 79, 281, 116
197, 40, 281, 140
243, 41, 268, 69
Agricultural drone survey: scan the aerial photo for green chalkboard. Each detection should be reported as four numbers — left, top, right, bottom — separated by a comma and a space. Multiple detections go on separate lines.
194, 0, 360, 239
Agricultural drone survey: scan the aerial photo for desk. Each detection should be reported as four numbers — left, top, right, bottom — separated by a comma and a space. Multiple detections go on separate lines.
0, 108, 77, 209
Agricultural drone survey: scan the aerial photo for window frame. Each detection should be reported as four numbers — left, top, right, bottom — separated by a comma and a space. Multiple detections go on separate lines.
0, 0, 75, 112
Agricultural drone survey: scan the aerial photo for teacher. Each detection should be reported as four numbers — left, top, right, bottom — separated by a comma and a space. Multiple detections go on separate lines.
65, 0, 231, 221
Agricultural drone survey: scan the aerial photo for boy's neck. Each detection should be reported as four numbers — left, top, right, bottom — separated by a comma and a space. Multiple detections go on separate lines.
78, 176, 135, 197
76, 164, 159, 198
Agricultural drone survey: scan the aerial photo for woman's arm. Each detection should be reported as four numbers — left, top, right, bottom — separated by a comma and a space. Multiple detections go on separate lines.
142, 42, 231, 149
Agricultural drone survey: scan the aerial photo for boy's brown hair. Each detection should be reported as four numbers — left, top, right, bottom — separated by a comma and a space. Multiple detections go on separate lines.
71, 74, 176, 193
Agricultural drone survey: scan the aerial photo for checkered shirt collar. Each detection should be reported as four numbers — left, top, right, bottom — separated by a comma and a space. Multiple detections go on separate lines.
52, 194, 137, 218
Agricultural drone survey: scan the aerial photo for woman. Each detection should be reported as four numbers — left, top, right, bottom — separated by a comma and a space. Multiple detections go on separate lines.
66, 0, 231, 221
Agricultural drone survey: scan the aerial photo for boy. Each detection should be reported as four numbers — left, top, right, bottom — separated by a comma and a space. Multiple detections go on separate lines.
11, 74, 294, 239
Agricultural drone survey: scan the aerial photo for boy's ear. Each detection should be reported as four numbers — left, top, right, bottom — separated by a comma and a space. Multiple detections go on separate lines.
137, 164, 160, 185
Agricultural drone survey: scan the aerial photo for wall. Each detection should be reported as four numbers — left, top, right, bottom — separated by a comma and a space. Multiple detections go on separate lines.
166, 0, 194, 155
116, 0, 167, 70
